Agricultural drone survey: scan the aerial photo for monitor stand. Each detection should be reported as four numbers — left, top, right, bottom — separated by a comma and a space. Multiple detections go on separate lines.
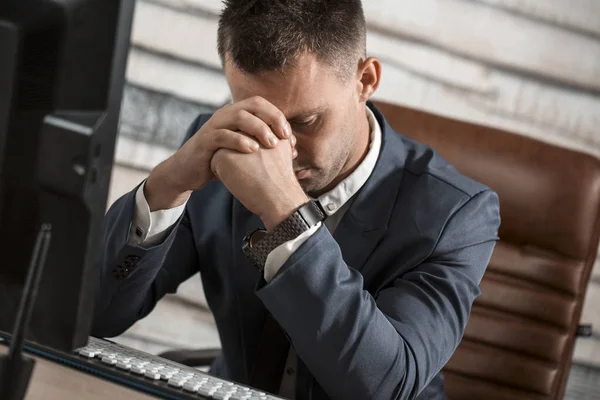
0, 224, 51, 400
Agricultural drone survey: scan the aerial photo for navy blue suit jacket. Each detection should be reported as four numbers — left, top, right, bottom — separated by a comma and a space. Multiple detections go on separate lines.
93, 104, 500, 399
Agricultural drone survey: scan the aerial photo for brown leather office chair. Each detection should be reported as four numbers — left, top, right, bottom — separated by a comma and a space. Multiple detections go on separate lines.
374, 101, 600, 400
160, 102, 600, 399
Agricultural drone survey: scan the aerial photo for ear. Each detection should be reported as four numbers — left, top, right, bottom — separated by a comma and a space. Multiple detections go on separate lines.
355, 57, 382, 102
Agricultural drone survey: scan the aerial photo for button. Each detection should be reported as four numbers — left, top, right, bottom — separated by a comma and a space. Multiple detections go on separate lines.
112, 264, 130, 280
326, 203, 336, 212
135, 227, 144, 237
125, 255, 139, 263
286, 367, 295, 375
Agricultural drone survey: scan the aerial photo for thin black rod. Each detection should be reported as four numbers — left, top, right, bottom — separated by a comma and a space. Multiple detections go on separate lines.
7, 224, 52, 361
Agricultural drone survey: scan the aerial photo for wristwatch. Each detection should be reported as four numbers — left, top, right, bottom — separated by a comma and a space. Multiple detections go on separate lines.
242, 200, 326, 271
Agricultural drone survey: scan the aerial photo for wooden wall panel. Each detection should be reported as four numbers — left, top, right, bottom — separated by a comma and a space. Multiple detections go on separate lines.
362, 0, 600, 92
131, 1, 221, 69
126, 48, 230, 106
477, 0, 600, 37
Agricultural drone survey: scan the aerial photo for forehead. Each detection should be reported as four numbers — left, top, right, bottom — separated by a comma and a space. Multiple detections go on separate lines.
224, 53, 348, 117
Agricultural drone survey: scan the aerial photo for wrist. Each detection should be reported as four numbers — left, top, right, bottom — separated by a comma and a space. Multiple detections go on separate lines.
145, 160, 192, 212
260, 188, 309, 231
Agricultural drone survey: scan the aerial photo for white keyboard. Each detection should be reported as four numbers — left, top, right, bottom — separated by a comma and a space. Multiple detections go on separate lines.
75, 337, 285, 400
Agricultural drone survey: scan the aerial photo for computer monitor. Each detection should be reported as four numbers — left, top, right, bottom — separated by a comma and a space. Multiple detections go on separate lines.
0, 0, 135, 352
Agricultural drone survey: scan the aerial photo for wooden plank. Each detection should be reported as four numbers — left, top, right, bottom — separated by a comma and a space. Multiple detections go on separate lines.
573, 280, 600, 367
362, 0, 600, 93
172, 0, 600, 91
477, 0, 600, 37
127, 5, 600, 157
106, 163, 148, 208
366, 35, 600, 154
125, 47, 231, 106
373, 61, 600, 158
593, 255, 600, 279
131, 1, 221, 69
156, 0, 222, 15
113, 136, 175, 172
580, 281, 600, 330
367, 31, 492, 93
573, 337, 600, 368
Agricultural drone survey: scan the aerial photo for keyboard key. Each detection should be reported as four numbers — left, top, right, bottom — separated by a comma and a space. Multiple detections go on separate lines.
78, 349, 97, 358
131, 366, 146, 375
230, 393, 251, 400
145, 363, 164, 371
172, 372, 193, 380
189, 375, 208, 382
183, 381, 202, 392
167, 378, 186, 388
198, 387, 217, 397
160, 371, 176, 380
71, 338, 286, 399
101, 356, 117, 365
116, 361, 131, 370
144, 371, 162, 380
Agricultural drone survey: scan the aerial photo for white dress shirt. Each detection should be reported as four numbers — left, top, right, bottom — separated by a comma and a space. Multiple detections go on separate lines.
129, 107, 382, 397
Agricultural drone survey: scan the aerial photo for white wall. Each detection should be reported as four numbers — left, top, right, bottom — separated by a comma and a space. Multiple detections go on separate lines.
109, 0, 600, 367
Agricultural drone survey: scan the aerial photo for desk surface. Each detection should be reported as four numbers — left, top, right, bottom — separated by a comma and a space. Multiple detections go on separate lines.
0, 344, 156, 399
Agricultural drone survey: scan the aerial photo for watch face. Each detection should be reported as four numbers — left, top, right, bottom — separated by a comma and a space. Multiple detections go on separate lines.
250, 229, 267, 247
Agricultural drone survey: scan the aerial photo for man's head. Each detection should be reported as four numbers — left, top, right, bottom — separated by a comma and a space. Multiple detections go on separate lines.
218, 0, 381, 196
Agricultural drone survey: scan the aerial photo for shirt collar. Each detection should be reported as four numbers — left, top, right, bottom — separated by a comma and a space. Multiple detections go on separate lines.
316, 106, 382, 216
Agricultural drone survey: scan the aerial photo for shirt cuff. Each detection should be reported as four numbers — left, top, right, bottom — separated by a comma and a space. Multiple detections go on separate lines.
129, 181, 187, 247
263, 222, 322, 282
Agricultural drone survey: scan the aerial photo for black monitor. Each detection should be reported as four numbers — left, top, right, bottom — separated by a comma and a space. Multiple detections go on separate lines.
0, 0, 135, 353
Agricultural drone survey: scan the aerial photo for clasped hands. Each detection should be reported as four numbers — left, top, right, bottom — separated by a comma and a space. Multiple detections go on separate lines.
144, 96, 308, 232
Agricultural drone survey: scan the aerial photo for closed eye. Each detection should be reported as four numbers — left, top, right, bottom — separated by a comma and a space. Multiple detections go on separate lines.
290, 117, 317, 128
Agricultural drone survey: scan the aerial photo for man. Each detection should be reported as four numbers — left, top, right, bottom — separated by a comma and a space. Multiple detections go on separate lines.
93, 0, 500, 399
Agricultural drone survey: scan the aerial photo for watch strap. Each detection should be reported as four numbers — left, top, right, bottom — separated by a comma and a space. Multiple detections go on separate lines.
243, 200, 326, 270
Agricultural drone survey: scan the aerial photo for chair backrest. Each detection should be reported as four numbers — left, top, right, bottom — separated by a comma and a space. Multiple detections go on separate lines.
373, 101, 600, 400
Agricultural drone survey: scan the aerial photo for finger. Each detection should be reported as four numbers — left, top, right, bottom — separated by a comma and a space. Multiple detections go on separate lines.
235, 96, 292, 140
209, 128, 260, 153
232, 109, 279, 148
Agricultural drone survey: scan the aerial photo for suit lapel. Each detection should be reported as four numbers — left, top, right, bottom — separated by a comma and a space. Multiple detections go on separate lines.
333, 103, 408, 277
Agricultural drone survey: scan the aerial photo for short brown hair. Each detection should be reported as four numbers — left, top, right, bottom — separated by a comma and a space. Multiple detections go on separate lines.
217, 0, 366, 79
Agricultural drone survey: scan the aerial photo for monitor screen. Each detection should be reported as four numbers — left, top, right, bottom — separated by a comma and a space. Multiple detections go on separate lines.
0, 0, 134, 352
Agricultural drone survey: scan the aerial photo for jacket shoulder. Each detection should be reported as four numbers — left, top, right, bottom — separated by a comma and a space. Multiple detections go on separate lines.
399, 134, 491, 199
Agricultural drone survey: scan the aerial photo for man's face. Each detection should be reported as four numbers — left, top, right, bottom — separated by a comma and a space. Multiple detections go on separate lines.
225, 53, 364, 197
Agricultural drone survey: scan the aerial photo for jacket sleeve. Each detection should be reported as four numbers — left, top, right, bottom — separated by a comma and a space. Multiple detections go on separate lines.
91, 114, 209, 337
256, 190, 500, 400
